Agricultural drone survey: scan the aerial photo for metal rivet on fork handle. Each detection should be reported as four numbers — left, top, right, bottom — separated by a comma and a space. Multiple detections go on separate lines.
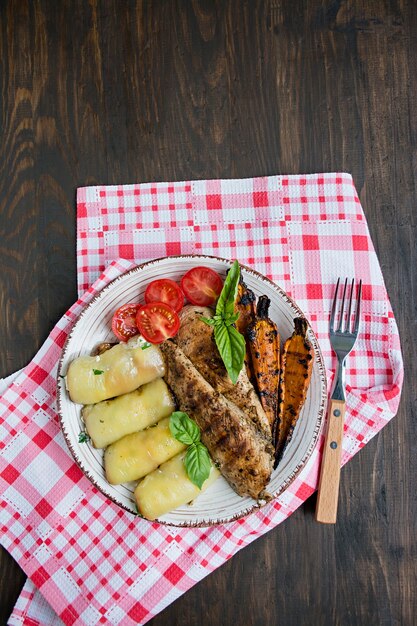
333, 409, 341, 417
330, 442, 338, 449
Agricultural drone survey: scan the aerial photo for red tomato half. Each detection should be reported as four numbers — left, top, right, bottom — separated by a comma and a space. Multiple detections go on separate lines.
180, 266, 223, 306
111, 303, 140, 342
135, 302, 180, 344
144, 278, 184, 313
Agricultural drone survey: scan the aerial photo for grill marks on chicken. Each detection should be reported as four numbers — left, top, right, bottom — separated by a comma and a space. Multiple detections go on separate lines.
175, 306, 271, 440
160, 340, 274, 499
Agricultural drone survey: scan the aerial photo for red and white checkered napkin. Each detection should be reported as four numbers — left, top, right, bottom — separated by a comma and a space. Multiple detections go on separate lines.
2, 173, 403, 626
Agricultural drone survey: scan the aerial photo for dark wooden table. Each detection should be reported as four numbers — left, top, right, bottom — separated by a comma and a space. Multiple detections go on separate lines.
1, 1, 415, 625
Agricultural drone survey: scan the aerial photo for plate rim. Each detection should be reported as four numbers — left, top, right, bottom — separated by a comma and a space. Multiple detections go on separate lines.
57, 254, 327, 526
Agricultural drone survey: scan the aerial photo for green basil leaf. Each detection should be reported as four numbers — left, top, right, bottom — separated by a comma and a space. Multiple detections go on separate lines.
169, 411, 200, 445
199, 261, 245, 385
216, 260, 240, 319
200, 316, 216, 326
224, 312, 240, 326
184, 442, 212, 489
214, 323, 245, 384
214, 322, 232, 366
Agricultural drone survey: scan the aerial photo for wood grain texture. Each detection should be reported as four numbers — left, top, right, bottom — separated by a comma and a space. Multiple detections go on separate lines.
0, 0, 416, 624
316, 398, 346, 523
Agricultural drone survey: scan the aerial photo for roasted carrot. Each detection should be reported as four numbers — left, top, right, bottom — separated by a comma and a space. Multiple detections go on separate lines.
274, 317, 313, 467
247, 295, 280, 428
235, 277, 256, 335
234, 277, 257, 382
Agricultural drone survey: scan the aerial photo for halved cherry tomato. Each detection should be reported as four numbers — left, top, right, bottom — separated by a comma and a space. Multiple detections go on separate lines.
135, 302, 180, 344
111, 303, 140, 342
180, 266, 223, 306
144, 278, 184, 313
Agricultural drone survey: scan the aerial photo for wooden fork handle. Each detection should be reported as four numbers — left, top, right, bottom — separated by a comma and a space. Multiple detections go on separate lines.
315, 398, 346, 524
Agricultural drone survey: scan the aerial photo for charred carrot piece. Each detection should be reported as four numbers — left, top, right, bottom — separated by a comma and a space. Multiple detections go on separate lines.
247, 295, 280, 428
234, 277, 257, 382
235, 277, 256, 335
274, 317, 313, 467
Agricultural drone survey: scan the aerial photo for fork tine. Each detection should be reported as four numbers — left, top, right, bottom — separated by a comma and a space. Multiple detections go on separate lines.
329, 277, 340, 333
336, 278, 348, 332
353, 279, 362, 334
345, 278, 354, 333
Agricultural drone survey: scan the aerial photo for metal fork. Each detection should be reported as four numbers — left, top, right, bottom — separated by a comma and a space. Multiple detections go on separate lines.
315, 278, 362, 524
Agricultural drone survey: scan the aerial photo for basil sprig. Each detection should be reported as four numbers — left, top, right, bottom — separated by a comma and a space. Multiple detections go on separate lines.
201, 260, 245, 384
169, 412, 211, 489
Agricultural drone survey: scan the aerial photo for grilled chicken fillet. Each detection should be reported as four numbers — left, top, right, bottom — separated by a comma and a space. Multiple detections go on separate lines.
175, 305, 271, 439
160, 340, 273, 499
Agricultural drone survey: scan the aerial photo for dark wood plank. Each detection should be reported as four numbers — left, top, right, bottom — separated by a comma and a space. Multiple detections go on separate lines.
0, 0, 416, 624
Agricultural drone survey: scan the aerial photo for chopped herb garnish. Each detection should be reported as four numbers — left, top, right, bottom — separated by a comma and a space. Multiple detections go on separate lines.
78, 431, 90, 444
141, 341, 152, 350
93, 369, 104, 375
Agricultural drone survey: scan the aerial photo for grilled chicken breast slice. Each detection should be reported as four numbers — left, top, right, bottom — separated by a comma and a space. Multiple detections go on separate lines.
175, 305, 271, 439
160, 340, 274, 500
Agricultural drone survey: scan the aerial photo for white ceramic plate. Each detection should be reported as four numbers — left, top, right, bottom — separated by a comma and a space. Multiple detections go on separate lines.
57, 255, 327, 526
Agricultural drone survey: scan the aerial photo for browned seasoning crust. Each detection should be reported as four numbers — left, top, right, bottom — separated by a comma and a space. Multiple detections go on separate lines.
274, 317, 313, 466
175, 305, 271, 439
160, 340, 274, 500
92, 342, 117, 356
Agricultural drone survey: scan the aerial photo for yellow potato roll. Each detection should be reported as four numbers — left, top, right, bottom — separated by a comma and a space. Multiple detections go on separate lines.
134, 452, 220, 520
104, 417, 186, 484
83, 378, 175, 448
66, 336, 165, 405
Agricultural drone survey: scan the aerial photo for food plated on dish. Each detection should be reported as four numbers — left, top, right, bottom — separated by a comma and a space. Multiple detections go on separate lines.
57, 255, 327, 526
